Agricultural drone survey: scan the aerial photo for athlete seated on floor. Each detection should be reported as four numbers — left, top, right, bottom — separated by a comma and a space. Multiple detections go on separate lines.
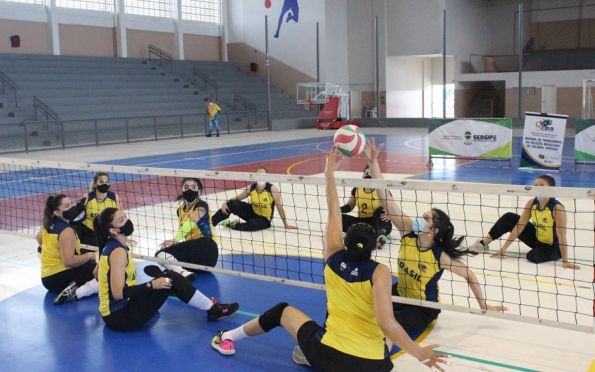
366, 138, 507, 333
210, 147, 446, 372
469, 174, 580, 269
72, 172, 123, 249
211, 167, 296, 231
94, 207, 239, 331
341, 165, 393, 249
38, 194, 99, 305
157, 177, 219, 279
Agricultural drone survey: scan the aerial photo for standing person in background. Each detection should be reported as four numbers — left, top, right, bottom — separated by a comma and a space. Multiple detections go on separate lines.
206, 98, 221, 137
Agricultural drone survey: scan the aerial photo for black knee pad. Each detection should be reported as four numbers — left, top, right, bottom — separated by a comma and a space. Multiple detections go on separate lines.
258, 302, 289, 332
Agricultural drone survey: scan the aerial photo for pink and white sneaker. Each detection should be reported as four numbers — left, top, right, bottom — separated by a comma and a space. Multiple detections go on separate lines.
212, 330, 236, 356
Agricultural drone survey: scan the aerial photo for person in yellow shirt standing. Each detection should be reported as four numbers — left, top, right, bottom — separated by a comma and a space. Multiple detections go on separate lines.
206, 98, 221, 137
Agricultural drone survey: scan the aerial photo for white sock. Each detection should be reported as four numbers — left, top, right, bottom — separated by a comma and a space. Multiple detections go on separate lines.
75, 279, 98, 299
188, 290, 213, 310
156, 251, 184, 274
221, 326, 248, 342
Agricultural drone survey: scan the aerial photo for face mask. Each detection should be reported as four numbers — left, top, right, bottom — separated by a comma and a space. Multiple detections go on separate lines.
363, 175, 372, 179
412, 217, 427, 235
182, 189, 199, 203
535, 196, 546, 203
96, 184, 110, 193
62, 200, 85, 222
257, 181, 266, 188
119, 220, 134, 236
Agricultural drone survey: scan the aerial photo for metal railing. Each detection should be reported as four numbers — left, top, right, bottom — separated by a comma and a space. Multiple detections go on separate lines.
469, 49, 595, 73
0, 110, 270, 154
233, 93, 257, 110
0, 70, 18, 107
192, 67, 218, 99
33, 96, 59, 121
148, 44, 173, 71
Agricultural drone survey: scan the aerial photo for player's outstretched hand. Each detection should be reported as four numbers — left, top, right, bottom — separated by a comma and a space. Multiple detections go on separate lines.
417, 344, 447, 372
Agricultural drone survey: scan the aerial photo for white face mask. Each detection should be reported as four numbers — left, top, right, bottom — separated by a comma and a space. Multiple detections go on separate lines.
257, 181, 266, 188
535, 196, 545, 203
412, 217, 427, 235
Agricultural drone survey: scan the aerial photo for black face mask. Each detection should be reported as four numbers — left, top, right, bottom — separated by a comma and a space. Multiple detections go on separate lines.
119, 220, 134, 236
62, 199, 85, 222
96, 184, 110, 193
182, 189, 199, 203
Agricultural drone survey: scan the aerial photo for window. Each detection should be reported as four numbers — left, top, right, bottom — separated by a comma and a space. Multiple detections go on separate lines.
1, 0, 47, 5
56, 0, 113, 12
125, 0, 173, 18
181, 0, 219, 23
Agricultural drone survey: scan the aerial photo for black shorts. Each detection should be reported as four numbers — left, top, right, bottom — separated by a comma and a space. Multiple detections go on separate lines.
297, 321, 393, 372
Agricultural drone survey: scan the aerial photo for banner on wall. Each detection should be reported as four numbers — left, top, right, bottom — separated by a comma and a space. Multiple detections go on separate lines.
575, 120, 595, 162
520, 112, 567, 170
428, 119, 513, 159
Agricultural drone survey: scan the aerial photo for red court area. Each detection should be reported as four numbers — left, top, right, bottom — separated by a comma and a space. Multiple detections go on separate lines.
216, 151, 472, 175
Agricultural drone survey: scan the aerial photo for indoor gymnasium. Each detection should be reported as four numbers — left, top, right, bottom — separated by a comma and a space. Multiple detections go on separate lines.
0, 1, 594, 371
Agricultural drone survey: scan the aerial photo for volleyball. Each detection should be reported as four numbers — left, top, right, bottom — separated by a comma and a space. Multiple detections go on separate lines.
333, 125, 366, 157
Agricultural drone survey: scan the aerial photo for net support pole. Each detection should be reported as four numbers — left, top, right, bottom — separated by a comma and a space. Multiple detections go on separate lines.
517, 0, 524, 118
316, 22, 320, 83
265, 15, 272, 131
374, 16, 380, 120
442, 8, 447, 119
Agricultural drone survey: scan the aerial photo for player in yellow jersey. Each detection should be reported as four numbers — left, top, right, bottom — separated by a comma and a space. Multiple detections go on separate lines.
470, 174, 580, 269
211, 167, 296, 231
37, 194, 99, 305
210, 147, 446, 372
367, 139, 507, 333
157, 177, 219, 280
341, 165, 393, 248
94, 208, 239, 331
206, 97, 221, 137
72, 172, 122, 248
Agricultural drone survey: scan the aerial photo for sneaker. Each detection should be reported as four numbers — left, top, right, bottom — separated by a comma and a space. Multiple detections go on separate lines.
221, 218, 238, 229
53, 281, 79, 305
376, 235, 387, 250
212, 330, 235, 356
292, 346, 311, 366
206, 134, 212, 138
207, 298, 240, 321
216, 133, 220, 137
468, 239, 489, 253
179, 269, 196, 281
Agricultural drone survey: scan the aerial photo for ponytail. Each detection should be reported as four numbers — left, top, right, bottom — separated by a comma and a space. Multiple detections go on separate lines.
93, 207, 118, 255
43, 194, 66, 231
431, 208, 476, 259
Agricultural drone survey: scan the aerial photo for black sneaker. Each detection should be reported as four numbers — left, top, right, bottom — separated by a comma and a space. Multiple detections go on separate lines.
206, 134, 212, 138
53, 281, 79, 305
207, 298, 240, 321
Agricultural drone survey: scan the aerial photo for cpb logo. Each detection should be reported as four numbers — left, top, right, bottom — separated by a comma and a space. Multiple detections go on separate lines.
535, 119, 554, 132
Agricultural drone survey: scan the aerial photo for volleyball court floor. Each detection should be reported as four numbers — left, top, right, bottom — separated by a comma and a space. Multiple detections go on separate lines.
0, 128, 593, 371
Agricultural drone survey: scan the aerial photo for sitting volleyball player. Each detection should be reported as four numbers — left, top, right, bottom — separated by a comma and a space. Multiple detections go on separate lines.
469, 174, 580, 269
341, 165, 393, 249
94, 208, 239, 331
211, 167, 296, 231
157, 177, 219, 279
210, 147, 446, 372
38, 194, 99, 305
366, 138, 507, 333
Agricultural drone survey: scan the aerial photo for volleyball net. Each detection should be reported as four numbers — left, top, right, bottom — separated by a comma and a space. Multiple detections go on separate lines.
0, 157, 593, 332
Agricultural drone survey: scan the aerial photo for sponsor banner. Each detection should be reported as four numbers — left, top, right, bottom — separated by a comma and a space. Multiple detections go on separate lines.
520, 112, 567, 170
429, 119, 512, 159
575, 120, 595, 162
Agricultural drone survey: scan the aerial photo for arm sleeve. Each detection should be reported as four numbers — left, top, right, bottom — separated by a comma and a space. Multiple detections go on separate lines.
196, 214, 213, 238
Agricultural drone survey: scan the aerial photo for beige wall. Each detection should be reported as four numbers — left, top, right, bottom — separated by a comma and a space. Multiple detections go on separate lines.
532, 19, 595, 50
184, 34, 221, 61
556, 87, 582, 118
0, 19, 50, 54
59, 24, 115, 57
505, 88, 541, 118
227, 42, 314, 98
126, 29, 175, 59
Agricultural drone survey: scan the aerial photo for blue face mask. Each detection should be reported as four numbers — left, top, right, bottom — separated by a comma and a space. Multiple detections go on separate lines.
412, 217, 426, 235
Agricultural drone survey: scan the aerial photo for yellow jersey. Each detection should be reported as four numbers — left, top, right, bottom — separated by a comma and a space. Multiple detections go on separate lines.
249, 183, 275, 221
176, 199, 214, 241
82, 191, 118, 230
207, 103, 221, 119
352, 187, 383, 218
321, 250, 387, 360
530, 198, 561, 246
396, 233, 443, 302
40, 218, 82, 278
98, 238, 136, 317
